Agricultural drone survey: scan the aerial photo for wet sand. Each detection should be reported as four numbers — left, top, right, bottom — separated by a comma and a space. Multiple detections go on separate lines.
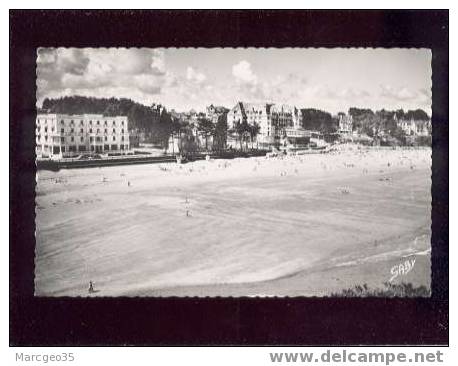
35, 147, 431, 297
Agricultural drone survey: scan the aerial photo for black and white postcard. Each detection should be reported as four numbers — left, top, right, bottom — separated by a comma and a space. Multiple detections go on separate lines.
10, 10, 448, 346
35, 47, 433, 297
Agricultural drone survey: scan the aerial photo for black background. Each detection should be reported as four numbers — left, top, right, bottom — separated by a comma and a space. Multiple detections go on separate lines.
10, 10, 448, 346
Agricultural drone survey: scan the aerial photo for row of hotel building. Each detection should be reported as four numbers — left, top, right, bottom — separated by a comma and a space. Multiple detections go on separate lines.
36, 114, 129, 158
36, 103, 431, 158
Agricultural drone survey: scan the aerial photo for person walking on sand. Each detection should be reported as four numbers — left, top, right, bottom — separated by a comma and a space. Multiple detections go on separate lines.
88, 281, 95, 294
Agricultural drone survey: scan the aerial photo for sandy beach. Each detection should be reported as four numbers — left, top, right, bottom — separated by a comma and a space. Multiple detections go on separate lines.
35, 146, 432, 297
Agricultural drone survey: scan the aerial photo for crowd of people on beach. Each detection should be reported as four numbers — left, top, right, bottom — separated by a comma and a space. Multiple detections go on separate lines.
87, 146, 429, 191
38, 145, 430, 216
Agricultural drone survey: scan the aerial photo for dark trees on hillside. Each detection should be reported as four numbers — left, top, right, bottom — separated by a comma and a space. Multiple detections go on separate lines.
348, 107, 375, 132
404, 109, 430, 121
348, 107, 430, 139
301, 108, 338, 133
156, 108, 174, 149
392, 108, 429, 121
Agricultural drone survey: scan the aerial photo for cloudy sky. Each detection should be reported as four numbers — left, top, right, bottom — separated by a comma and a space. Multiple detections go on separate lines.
37, 48, 432, 114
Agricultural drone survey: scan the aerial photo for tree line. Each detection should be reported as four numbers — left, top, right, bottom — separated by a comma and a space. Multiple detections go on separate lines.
39, 96, 431, 149
301, 107, 430, 138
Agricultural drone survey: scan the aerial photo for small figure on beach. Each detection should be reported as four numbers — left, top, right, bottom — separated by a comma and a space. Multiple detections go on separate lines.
127, 180, 131, 187
88, 281, 95, 294
186, 209, 191, 217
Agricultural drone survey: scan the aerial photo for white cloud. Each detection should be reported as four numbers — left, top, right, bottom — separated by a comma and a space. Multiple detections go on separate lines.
232, 60, 257, 84
36, 48, 432, 115
36, 48, 170, 105
150, 50, 165, 74
379, 84, 418, 101
186, 66, 206, 83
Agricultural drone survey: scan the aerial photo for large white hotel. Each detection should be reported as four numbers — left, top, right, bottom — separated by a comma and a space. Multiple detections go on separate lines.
36, 113, 129, 158
227, 102, 309, 146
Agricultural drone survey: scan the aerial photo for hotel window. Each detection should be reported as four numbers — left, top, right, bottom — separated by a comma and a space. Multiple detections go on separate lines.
121, 136, 124, 141
113, 121, 116, 126
90, 137, 94, 142
121, 129, 124, 133
45, 127, 48, 132
97, 120, 100, 125
71, 136, 74, 142
80, 136, 84, 142
80, 120, 84, 126
61, 137, 65, 143
71, 128, 74, 133
60, 120, 64, 124
113, 136, 116, 141
45, 136, 48, 141
61, 128, 64, 133
104, 129, 107, 134
80, 128, 84, 133
97, 129, 100, 134
89, 120, 92, 125
104, 121, 107, 126
104, 136, 108, 141
122, 121, 124, 126
89, 128, 93, 133
70, 120, 74, 125
112, 128, 116, 133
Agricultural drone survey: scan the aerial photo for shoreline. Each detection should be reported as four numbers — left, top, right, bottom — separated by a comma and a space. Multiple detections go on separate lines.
137, 253, 431, 298
123, 226, 431, 297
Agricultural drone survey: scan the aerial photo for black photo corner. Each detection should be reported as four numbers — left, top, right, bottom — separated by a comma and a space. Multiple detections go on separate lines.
10, 10, 448, 346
